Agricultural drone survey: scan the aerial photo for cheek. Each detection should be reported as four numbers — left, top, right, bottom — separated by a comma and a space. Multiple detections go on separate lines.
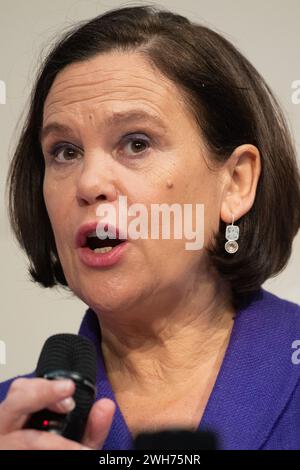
43, 174, 72, 239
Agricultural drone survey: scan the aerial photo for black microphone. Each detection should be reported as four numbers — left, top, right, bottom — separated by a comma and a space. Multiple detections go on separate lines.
25, 333, 97, 442
133, 429, 218, 450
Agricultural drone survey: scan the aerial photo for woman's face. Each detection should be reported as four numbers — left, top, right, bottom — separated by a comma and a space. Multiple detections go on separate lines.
41, 51, 225, 317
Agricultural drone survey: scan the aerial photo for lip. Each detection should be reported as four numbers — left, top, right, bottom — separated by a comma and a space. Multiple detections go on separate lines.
75, 221, 127, 249
77, 241, 129, 268
75, 221, 128, 269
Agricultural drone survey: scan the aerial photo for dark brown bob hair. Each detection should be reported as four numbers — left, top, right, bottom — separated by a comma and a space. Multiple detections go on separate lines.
6, 4, 300, 310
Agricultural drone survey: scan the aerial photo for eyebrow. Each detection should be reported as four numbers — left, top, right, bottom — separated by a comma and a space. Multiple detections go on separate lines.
40, 109, 168, 143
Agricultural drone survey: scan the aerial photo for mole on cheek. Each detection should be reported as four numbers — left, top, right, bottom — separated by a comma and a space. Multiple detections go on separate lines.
166, 179, 174, 189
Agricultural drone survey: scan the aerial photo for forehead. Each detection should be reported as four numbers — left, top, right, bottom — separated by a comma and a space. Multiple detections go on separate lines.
43, 51, 190, 122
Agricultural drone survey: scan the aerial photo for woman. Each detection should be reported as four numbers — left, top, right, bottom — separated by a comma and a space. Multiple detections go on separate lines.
1, 5, 300, 450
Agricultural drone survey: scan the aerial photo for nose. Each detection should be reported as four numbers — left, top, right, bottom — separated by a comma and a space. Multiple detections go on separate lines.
76, 152, 118, 206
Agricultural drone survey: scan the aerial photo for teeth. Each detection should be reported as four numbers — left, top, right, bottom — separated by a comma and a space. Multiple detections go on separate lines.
87, 230, 97, 238
93, 246, 113, 254
87, 229, 118, 239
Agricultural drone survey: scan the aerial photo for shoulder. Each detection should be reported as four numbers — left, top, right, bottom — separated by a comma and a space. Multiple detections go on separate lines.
242, 288, 300, 448
0, 372, 35, 404
237, 287, 300, 335
260, 288, 300, 335
236, 287, 300, 370
260, 287, 300, 313
202, 288, 300, 449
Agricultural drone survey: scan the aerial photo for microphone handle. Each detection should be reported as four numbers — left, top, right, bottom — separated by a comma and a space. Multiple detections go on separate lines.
24, 370, 96, 443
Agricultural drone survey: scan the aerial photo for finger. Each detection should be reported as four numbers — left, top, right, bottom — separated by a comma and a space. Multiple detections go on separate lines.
0, 377, 75, 434
0, 430, 92, 450
81, 398, 116, 449
48, 396, 76, 414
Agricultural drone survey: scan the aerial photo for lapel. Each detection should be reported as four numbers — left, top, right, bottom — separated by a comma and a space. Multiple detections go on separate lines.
78, 308, 133, 450
199, 288, 300, 449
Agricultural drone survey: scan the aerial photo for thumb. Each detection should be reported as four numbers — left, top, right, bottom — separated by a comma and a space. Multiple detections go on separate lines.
81, 398, 116, 449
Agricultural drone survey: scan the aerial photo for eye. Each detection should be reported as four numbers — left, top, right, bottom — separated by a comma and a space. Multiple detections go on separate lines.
46, 133, 151, 164
48, 143, 82, 163
121, 134, 150, 157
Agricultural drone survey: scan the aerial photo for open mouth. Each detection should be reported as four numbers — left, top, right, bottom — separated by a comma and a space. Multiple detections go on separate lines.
85, 232, 125, 254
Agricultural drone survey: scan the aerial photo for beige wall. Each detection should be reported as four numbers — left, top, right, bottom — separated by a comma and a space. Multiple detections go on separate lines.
1, 0, 299, 381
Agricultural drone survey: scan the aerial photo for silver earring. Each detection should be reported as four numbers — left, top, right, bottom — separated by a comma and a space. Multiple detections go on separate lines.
225, 213, 239, 254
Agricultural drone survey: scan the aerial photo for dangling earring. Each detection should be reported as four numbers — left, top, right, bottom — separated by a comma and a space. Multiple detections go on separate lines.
225, 213, 239, 254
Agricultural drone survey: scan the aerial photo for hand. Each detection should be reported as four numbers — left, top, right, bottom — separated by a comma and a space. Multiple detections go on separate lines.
0, 377, 115, 450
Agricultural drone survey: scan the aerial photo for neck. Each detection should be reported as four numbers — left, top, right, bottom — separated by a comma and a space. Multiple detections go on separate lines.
95, 272, 235, 394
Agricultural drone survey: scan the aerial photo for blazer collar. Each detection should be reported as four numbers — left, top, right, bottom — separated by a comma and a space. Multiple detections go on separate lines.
79, 307, 133, 450
199, 288, 300, 449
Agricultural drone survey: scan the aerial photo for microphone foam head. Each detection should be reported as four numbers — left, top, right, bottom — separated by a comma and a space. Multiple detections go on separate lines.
35, 333, 97, 385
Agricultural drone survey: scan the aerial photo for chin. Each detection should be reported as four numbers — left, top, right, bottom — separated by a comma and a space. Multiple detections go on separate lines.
77, 281, 141, 314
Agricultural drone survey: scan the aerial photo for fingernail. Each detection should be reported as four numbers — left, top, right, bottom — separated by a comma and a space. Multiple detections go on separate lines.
54, 379, 74, 394
57, 397, 76, 412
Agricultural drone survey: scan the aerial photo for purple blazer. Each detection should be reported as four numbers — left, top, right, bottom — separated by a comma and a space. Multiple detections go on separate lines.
1, 287, 300, 450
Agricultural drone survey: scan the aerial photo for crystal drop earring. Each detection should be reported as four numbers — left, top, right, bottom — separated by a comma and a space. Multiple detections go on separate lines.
225, 213, 239, 254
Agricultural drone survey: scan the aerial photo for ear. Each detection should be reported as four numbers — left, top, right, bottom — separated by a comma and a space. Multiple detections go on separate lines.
220, 144, 261, 223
